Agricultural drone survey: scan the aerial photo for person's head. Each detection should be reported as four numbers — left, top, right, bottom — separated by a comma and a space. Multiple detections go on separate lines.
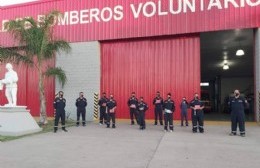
167, 93, 171, 99
140, 97, 144, 102
6, 63, 13, 71
102, 92, 106, 98
110, 94, 114, 99
182, 97, 186, 101
234, 90, 240, 97
79, 92, 84, 97
59, 91, 64, 98
194, 93, 199, 100
131, 92, 136, 97
156, 91, 160, 97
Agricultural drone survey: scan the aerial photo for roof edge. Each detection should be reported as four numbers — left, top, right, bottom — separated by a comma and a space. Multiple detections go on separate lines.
0, 0, 61, 9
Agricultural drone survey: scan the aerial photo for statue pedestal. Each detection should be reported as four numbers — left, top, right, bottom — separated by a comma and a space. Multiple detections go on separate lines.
0, 106, 42, 136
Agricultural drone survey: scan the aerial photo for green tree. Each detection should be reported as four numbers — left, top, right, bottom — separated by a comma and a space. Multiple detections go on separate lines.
0, 11, 71, 124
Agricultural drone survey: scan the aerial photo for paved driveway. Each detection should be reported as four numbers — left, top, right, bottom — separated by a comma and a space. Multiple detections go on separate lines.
0, 121, 259, 168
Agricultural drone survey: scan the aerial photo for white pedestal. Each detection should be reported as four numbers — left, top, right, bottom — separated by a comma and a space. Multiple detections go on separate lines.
0, 106, 42, 136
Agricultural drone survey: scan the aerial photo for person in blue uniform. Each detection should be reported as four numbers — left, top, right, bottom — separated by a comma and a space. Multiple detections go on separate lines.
127, 92, 139, 125
180, 97, 189, 126
106, 94, 117, 128
229, 90, 247, 137
53, 91, 68, 133
98, 92, 108, 125
163, 93, 175, 132
153, 91, 164, 125
190, 93, 204, 133
137, 97, 148, 130
75, 92, 87, 127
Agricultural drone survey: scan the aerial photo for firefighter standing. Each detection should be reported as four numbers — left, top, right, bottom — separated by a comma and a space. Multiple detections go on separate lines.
53, 91, 68, 133
75, 92, 87, 127
106, 94, 117, 128
138, 97, 148, 130
98, 92, 108, 125
180, 97, 189, 126
153, 91, 164, 125
229, 90, 247, 137
190, 93, 204, 133
127, 92, 139, 125
163, 93, 175, 132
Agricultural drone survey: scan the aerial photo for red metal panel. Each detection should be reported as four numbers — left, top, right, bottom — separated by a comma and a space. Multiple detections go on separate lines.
0, 0, 259, 46
101, 35, 200, 119
0, 61, 55, 117
26, 59, 55, 116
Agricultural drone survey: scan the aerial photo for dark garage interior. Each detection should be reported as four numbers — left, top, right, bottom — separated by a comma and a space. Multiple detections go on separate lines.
200, 29, 254, 121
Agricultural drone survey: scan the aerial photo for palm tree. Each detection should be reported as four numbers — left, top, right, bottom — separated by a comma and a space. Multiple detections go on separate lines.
0, 11, 71, 124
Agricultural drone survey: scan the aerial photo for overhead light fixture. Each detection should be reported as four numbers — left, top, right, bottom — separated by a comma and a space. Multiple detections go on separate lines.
236, 39, 244, 56
223, 63, 229, 70
223, 60, 228, 64
200, 82, 209, 86
223, 59, 229, 70
236, 49, 244, 56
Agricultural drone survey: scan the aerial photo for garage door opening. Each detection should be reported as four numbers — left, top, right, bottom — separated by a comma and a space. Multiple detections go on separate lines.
200, 29, 254, 121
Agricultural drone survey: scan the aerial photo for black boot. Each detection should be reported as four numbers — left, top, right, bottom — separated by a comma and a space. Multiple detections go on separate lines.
112, 124, 116, 128
62, 127, 68, 132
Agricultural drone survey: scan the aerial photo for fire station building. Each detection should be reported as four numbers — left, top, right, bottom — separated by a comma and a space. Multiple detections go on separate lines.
0, 0, 259, 122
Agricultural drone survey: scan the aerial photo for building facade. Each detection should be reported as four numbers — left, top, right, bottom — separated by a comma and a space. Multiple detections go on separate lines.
0, 0, 259, 121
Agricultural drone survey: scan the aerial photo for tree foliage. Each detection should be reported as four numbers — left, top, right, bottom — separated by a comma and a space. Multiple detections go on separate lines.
0, 11, 71, 124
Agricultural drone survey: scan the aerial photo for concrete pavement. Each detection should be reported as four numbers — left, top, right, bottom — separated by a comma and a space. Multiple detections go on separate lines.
0, 121, 259, 168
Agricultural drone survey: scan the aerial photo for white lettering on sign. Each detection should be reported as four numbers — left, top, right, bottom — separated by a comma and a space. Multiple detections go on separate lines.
246, 0, 260, 6
89, 8, 100, 22
130, 3, 143, 19
143, 1, 157, 17
208, 0, 222, 10
183, 0, 196, 13
169, 0, 182, 14
224, 0, 239, 8
114, 5, 124, 20
57, 5, 124, 25
80, 10, 89, 24
58, 12, 69, 25
200, 0, 204, 11
70, 11, 79, 25
100, 7, 113, 22
158, 0, 168, 16
0, 0, 259, 32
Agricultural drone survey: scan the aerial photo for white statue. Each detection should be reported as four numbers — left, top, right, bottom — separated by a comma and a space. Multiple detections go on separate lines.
0, 63, 18, 107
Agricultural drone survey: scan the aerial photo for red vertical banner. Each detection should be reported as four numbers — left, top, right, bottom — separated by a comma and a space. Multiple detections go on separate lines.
101, 35, 200, 120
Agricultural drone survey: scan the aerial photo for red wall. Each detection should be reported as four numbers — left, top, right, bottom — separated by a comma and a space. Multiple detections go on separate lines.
0, 61, 55, 116
101, 35, 200, 119
0, 0, 259, 46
